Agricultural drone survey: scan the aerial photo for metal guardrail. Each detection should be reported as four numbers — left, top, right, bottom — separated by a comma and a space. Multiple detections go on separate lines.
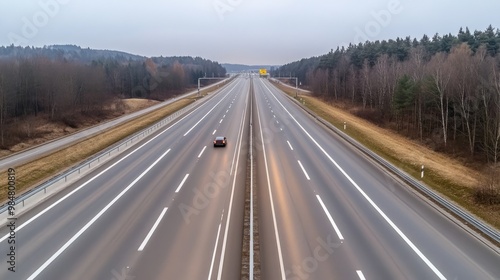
286, 94, 500, 245
4, 79, 498, 245
0, 87, 217, 215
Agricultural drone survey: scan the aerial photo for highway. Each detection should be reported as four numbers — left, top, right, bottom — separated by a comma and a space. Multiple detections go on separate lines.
0, 79, 228, 171
253, 78, 500, 279
0, 76, 499, 279
0, 78, 249, 279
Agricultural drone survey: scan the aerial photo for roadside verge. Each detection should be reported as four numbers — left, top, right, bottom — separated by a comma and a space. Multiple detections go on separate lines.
0, 79, 234, 223
270, 80, 500, 247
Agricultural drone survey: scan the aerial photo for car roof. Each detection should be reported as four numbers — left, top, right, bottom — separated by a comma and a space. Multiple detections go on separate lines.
215, 136, 225, 139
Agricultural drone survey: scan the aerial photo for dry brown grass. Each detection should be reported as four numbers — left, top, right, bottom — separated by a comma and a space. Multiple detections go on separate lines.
307, 97, 480, 188
0, 78, 228, 203
120, 98, 161, 112
0, 98, 193, 200
273, 81, 500, 230
0, 99, 160, 158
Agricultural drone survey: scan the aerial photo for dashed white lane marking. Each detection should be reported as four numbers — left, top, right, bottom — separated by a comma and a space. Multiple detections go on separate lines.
27, 149, 172, 280
175, 174, 189, 193
298, 160, 310, 180
356, 270, 366, 280
198, 146, 207, 158
184, 83, 237, 136
138, 207, 168, 251
256, 92, 286, 280
261, 80, 446, 280
216, 91, 249, 280
316, 195, 344, 241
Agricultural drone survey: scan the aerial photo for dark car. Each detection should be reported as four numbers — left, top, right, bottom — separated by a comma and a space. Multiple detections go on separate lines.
213, 136, 227, 147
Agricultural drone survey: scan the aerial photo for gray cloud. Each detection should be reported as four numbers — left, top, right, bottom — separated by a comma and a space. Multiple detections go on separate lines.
1, 0, 499, 65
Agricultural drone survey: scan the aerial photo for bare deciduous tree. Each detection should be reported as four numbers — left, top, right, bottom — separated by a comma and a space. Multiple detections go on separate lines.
428, 52, 452, 147
449, 43, 478, 156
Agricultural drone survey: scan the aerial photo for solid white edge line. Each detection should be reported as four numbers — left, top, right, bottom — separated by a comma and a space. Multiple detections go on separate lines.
216, 80, 248, 280
0, 79, 238, 243
316, 195, 344, 240
138, 207, 168, 251
27, 149, 171, 280
207, 218, 223, 280
287, 140, 294, 151
255, 87, 287, 280
175, 174, 189, 193
198, 146, 207, 158
0, 124, 174, 243
298, 160, 311, 180
249, 88, 254, 279
261, 80, 446, 280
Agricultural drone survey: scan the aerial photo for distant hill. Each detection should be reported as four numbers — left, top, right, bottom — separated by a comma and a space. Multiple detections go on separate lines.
0, 44, 145, 63
0, 45, 227, 77
0, 45, 275, 75
0, 43, 226, 92
222, 63, 279, 73
49, 45, 145, 61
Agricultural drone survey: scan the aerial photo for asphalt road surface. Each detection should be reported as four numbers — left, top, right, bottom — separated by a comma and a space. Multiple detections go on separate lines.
252, 78, 500, 280
0, 78, 248, 279
0, 76, 499, 279
0, 79, 228, 172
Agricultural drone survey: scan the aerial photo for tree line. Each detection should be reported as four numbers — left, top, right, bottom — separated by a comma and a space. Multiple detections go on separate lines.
273, 25, 500, 163
0, 46, 226, 148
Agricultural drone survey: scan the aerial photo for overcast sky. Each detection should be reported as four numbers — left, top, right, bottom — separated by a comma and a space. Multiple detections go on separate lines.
1, 0, 498, 65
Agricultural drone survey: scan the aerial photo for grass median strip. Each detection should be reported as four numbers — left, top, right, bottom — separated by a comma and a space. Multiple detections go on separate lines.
0, 97, 194, 201
274, 82, 500, 231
